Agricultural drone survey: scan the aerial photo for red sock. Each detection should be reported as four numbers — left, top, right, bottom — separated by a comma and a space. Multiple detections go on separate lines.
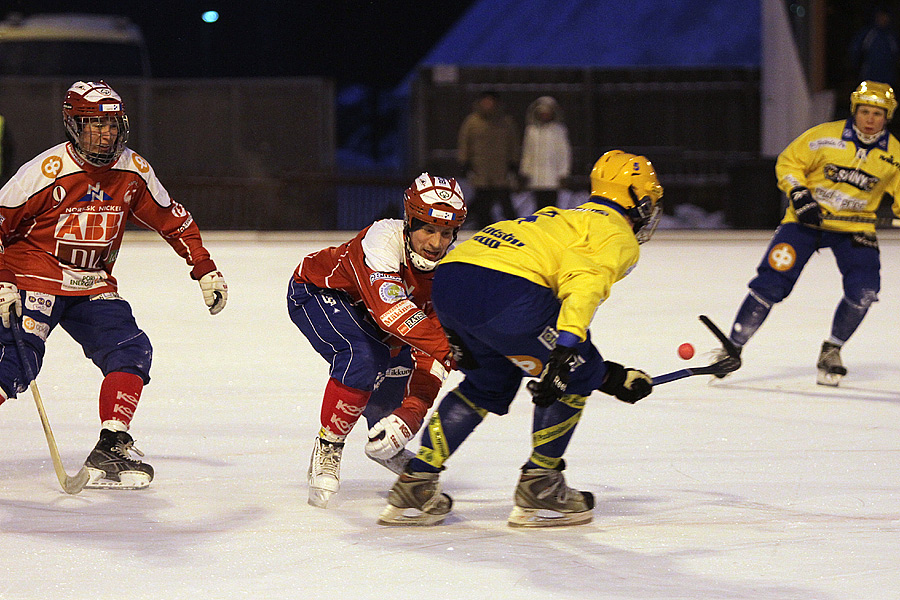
98, 371, 144, 429
320, 378, 370, 439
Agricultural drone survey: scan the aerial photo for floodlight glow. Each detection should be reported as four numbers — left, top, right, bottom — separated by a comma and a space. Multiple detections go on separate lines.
202, 11, 219, 23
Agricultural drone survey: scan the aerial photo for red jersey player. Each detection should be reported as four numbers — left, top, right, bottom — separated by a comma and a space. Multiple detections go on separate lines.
0, 81, 228, 489
288, 173, 466, 507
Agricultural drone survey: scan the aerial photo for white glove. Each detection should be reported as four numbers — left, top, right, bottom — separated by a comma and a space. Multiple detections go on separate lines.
365, 414, 415, 461
0, 282, 22, 329
199, 271, 228, 315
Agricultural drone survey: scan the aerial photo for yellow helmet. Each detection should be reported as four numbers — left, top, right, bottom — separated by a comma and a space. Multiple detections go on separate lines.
590, 150, 664, 243
850, 80, 897, 121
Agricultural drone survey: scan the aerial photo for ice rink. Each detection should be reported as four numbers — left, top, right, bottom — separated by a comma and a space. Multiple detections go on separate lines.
1, 229, 898, 600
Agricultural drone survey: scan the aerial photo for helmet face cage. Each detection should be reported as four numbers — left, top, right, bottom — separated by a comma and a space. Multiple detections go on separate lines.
62, 81, 130, 166
590, 150, 664, 243
850, 80, 897, 121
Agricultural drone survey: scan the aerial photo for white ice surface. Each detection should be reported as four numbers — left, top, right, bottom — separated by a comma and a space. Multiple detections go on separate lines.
1, 230, 898, 600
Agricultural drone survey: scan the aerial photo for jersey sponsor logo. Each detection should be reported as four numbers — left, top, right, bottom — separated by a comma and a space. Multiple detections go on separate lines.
378, 281, 407, 304
41, 156, 63, 178
808, 138, 845, 151
768, 243, 796, 272
814, 188, 867, 212
132, 153, 150, 174
369, 272, 403, 285
56, 211, 123, 240
60, 269, 107, 291
24, 293, 54, 317
878, 153, 900, 169
171, 202, 187, 218
397, 311, 426, 335
379, 299, 417, 327
78, 182, 114, 203
823, 163, 878, 191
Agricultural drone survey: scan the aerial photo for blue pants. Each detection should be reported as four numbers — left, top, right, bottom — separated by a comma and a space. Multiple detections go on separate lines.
287, 279, 412, 428
749, 223, 880, 305
0, 292, 152, 399
432, 262, 609, 415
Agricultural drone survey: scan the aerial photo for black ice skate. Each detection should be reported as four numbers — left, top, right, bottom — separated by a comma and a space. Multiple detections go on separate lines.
377, 469, 452, 526
84, 429, 154, 489
816, 341, 847, 387
507, 461, 594, 528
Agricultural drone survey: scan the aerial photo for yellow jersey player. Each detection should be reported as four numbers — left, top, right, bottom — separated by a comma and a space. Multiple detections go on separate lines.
377, 150, 662, 528
714, 81, 900, 386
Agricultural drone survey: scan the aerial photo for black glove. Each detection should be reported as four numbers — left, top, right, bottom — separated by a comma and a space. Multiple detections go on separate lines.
526, 345, 579, 407
598, 361, 652, 404
790, 186, 822, 227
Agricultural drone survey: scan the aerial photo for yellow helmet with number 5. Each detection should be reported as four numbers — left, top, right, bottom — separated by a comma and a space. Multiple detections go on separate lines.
850, 80, 897, 121
590, 150, 664, 243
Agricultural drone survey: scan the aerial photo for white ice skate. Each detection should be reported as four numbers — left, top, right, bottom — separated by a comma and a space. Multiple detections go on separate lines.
307, 437, 343, 508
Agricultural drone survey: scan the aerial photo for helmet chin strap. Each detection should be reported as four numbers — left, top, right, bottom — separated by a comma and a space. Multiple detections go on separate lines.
406, 241, 439, 271
853, 123, 884, 145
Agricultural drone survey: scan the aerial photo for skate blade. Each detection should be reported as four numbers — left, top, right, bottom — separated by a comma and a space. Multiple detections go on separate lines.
308, 486, 336, 508
376, 503, 449, 526
507, 506, 593, 528
84, 468, 151, 490
366, 448, 414, 475
816, 370, 843, 387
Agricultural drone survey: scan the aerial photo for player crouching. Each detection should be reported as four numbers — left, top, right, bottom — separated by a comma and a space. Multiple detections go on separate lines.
378, 150, 662, 527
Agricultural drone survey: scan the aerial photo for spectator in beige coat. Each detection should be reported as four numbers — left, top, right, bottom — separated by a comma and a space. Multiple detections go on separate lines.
457, 91, 520, 228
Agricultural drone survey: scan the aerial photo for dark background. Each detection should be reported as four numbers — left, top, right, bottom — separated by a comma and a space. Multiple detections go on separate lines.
1, 0, 477, 85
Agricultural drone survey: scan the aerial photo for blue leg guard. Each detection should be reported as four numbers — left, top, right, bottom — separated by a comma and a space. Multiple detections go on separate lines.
525, 394, 586, 470
408, 388, 487, 473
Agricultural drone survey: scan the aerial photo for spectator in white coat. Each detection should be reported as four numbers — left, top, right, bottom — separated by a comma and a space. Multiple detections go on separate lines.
519, 96, 572, 210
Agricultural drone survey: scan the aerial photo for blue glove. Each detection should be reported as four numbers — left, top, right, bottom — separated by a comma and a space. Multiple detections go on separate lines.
790, 187, 822, 227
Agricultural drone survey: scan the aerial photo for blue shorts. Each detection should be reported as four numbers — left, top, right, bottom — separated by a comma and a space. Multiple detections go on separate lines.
749, 223, 880, 304
287, 278, 411, 427
432, 262, 609, 415
0, 292, 152, 398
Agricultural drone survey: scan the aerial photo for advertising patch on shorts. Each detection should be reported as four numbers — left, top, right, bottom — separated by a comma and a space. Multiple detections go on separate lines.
25, 292, 54, 317
767, 243, 796, 272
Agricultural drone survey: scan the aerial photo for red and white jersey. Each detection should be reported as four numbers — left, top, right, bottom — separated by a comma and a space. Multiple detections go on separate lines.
0, 142, 215, 295
294, 219, 452, 365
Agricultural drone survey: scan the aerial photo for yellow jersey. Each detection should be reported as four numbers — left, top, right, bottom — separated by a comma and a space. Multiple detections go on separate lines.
777, 118, 900, 232
442, 201, 639, 343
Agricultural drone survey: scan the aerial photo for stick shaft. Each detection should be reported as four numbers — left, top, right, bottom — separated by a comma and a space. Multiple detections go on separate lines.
10, 317, 89, 494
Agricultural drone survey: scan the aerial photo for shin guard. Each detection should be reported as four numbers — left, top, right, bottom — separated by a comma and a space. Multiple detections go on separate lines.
319, 378, 370, 441
526, 394, 586, 470
98, 371, 144, 430
409, 388, 487, 473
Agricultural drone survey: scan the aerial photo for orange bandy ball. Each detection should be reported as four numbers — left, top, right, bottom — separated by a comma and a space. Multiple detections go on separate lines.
678, 343, 695, 360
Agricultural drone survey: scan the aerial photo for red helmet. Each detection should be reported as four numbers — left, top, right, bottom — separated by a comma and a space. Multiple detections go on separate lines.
62, 80, 130, 166
403, 173, 467, 229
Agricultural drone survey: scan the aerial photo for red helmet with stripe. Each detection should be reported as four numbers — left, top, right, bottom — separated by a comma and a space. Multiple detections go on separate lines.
403, 173, 467, 229
62, 80, 130, 166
